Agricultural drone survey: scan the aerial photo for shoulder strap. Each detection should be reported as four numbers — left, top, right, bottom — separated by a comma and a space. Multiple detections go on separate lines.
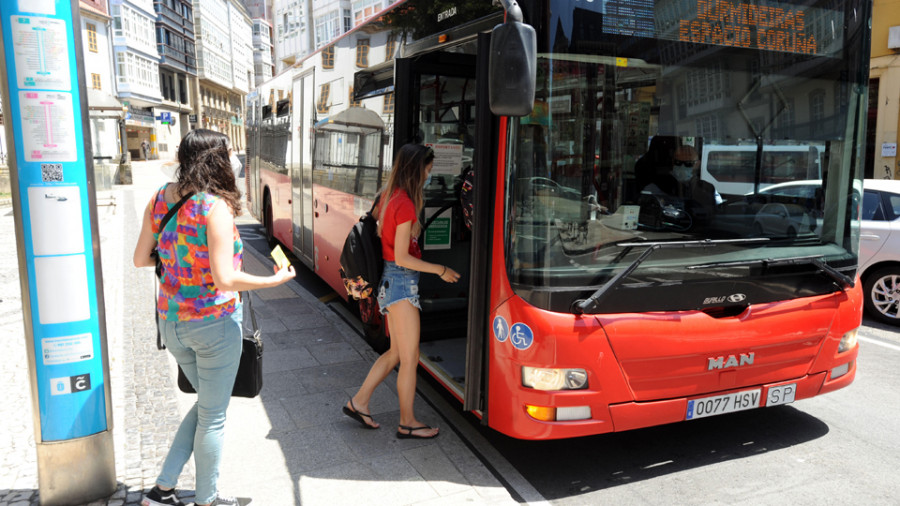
368, 193, 381, 216
242, 291, 259, 335
158, 190, 195, 234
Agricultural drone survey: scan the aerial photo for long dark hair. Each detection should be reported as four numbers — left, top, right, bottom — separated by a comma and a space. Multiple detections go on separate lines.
378, 144, 434, 237
175, 129, 241, 215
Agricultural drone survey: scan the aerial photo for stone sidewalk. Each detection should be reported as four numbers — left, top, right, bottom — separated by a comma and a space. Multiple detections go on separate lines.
0, 160, 520, 505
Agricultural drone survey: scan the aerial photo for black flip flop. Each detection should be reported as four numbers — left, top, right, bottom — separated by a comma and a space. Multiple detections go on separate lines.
396, 424, 439, 439
342, 401, 378, 429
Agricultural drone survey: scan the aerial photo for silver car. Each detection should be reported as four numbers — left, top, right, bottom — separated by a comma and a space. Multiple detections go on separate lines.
743, 179, 900, 324
860, 179, 900, 325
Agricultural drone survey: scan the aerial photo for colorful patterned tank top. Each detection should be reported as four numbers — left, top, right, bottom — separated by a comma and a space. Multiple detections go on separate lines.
152, 185, 242, 321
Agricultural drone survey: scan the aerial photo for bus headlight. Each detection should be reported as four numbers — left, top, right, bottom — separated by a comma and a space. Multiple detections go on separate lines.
838, 328, 858, 353
522, 367, 588, 390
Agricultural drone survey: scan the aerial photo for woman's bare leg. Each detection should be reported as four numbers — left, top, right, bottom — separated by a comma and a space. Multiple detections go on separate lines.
388, 300, 438, 437
349, 343, 398, 429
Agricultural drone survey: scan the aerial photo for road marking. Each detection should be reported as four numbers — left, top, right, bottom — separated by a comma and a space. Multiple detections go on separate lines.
859, 335, 900, 352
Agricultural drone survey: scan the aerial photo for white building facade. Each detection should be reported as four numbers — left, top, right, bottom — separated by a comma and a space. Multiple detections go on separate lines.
110, 0, 163, 159
252, 18, 275, 86
80, 1, 123, 162
273, 0, 314, 71
194, 0, 254, 149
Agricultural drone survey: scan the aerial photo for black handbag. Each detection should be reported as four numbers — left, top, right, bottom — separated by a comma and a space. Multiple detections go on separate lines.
176, 292, 263, 398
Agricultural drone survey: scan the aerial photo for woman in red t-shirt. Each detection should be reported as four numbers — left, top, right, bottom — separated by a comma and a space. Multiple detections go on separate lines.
342, 144, 460, 439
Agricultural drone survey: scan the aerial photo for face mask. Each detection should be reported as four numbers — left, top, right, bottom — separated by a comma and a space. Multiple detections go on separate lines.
424, 173, 433, 187
673, 166, 693, 183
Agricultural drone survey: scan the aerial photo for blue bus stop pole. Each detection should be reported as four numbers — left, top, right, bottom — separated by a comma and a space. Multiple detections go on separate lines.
0, 1, 116, 504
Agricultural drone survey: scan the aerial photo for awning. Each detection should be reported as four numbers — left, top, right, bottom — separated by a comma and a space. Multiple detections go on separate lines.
87, 89, 123, 112
314, 106, 385, 134
354, 60, 394, 100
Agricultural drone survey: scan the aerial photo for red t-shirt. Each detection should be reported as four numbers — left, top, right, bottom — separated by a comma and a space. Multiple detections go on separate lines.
380, 189, 421, 261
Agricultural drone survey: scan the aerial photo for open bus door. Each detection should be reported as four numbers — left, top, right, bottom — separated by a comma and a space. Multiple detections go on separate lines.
390, 36, 498, 418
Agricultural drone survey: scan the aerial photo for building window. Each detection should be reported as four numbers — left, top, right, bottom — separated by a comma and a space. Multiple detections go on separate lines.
343, 9, 352, 32
810, 90, 826, 122
317, 83, 330, 114
356, 39, 369, 68
322, 46, 334, 69
86, 23, 98, 52
314, 10, 341, 48
91, 73, 101, 90
383, 92, 394, 114
349, 86, 361, 107
353, 0, 383, 26
385, 37, 396, 61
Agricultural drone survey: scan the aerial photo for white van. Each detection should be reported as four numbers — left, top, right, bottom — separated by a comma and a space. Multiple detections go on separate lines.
701, 144, 824, 197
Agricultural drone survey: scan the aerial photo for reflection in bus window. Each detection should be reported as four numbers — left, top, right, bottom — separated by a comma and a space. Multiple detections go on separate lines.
312, 107, 385, 199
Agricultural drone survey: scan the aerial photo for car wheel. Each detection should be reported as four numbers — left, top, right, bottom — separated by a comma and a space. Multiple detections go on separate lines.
863, 266, 900, 325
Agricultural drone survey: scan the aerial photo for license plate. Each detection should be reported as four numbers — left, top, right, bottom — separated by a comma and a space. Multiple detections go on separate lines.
765, 383, 797, 407
686, 389, 761, 420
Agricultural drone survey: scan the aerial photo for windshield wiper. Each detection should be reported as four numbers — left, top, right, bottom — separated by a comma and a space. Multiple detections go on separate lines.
686, 255, 855, 291
572, 238, 769, 314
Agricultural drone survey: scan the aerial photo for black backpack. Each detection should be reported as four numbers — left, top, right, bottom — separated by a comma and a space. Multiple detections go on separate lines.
339, 195, 383, 300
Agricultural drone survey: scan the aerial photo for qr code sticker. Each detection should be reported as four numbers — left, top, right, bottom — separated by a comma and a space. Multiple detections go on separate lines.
41, 163, 63, 182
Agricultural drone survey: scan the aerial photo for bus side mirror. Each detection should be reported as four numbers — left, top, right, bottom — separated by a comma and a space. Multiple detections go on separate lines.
489, 21, 537, 117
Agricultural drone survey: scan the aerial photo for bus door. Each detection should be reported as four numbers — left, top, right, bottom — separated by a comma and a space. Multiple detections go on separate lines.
290, 71, 316, 267
394, 41, 497, 414
246, 94, 261, 219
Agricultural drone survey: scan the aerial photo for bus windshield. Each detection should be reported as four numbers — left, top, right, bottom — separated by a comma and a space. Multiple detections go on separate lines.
506, 0, 868, 313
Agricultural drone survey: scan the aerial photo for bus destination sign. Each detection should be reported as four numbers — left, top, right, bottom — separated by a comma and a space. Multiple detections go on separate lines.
679, 0, 817, 54
595, 0, 842, 57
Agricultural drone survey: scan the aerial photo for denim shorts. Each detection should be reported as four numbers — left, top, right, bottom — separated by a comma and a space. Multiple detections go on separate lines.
377, 261, 421, 314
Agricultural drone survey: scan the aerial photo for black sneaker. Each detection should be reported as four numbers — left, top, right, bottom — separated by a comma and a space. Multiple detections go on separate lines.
141, 485, 185, 506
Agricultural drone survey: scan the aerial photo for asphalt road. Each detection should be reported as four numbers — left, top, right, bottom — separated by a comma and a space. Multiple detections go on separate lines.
240, 225, 900, 505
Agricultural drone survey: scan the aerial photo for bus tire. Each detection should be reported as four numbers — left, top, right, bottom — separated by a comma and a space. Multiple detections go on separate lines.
263, 192, 276, 248
863, 266, 900, 325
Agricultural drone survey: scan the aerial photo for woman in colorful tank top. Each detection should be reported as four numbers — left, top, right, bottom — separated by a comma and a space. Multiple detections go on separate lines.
342, 144, 460, 439
133, 129, 294, 506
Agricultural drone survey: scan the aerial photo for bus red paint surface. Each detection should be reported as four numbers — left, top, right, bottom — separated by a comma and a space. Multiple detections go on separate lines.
245, 0, 868, 439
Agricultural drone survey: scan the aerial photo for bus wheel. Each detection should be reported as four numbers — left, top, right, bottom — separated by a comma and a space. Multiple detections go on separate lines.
863, 266, 900, 325
263, 193, 276, 247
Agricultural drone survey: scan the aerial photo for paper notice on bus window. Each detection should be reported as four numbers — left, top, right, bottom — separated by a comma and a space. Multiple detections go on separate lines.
271, 244, 290, 270
426, 143, 463, 175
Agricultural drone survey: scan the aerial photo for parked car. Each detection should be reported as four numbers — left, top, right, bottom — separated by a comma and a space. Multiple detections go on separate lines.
859, 179, 900, 325
752, 202, 815, 237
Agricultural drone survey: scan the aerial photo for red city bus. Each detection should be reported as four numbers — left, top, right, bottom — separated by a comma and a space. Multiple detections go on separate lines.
245, 0, 868, 440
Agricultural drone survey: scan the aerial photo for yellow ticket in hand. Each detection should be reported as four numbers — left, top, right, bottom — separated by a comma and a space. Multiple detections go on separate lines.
271, 244, 290, 270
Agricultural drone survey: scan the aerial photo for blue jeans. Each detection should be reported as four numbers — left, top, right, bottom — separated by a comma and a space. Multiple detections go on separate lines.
157, 307, 242, 504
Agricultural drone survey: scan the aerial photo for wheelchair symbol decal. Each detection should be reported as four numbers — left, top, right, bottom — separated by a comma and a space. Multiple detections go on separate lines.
509, 323, 533, 350
493, 316, 509, 342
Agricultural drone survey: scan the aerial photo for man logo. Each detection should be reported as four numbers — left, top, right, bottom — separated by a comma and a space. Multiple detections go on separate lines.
727, 293, 747, 303
708, 352, 755, 370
